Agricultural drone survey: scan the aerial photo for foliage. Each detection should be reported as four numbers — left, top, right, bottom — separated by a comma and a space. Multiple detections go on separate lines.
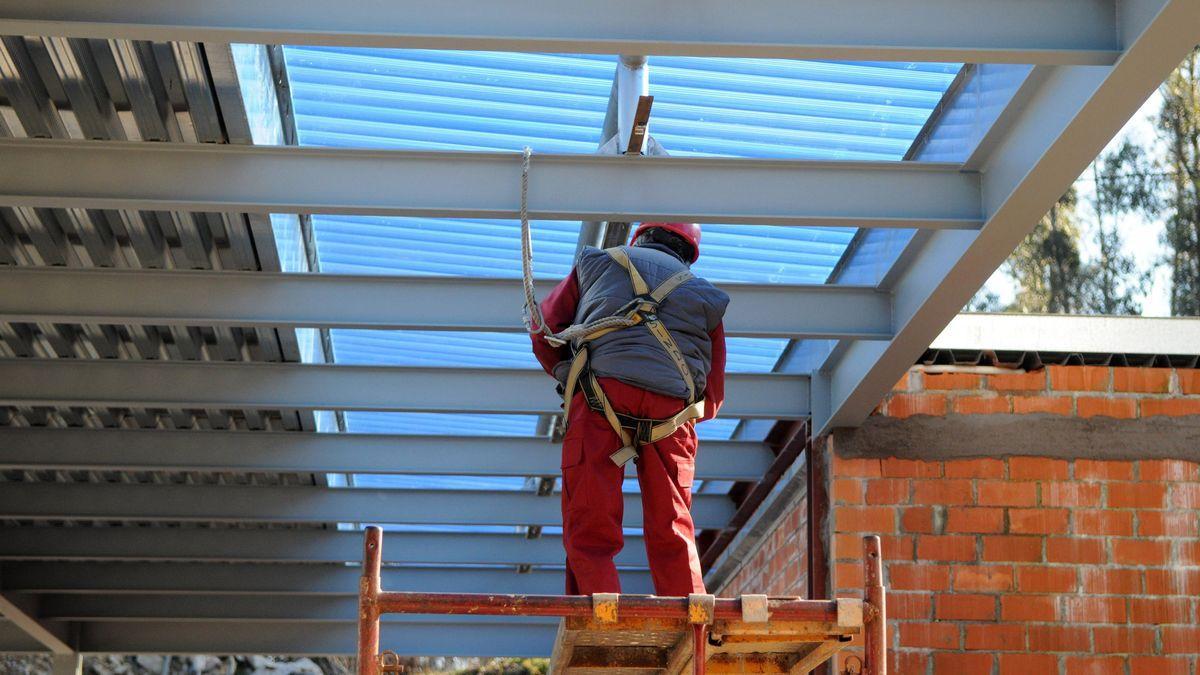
1155, 47, 1200, 315
453, 658, 549, 675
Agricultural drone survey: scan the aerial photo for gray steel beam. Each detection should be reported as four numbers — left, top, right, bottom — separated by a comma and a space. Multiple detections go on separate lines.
0, 139, 982, 229
0, 0, 1122, 64
0, 527, 649, 567
0, 359, 809, 419
1, 562, 653, 596
816, 0, 1200, 434
77, 621, 554, 657
0, 591, 73, 654
931, 313, 1200, 355
0, 267, 894, 340
0, 428, 773, 482
0, 483, 734, 529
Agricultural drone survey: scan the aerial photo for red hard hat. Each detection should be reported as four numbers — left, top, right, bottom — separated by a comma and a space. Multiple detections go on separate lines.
630, 222, 702, 263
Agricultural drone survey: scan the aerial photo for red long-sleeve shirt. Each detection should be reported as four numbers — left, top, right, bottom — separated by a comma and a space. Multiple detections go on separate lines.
529, 270, 727, 421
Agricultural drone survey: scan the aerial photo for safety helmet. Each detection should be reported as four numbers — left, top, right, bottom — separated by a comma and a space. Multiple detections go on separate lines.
630, 222, 702, 263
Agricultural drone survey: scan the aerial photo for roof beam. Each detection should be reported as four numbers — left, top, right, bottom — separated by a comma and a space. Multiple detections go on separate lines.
0, 0, 1121, 64
0, 590, 73, 654
0, 482, 735, 529
0, 267, 894, 340
0, 428, 772, 482
1, 562, 652, 596
930, 314, 1200, 355
815, 0, 1200, 434
0, 359, 809, 419
0, 527, 649, 567
0, 139, 982, 229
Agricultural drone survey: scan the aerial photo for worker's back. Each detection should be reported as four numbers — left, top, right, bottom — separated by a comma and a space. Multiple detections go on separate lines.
570, 244, 729, 400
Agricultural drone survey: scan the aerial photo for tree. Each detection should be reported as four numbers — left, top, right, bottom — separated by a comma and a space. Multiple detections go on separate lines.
1005, 188, 1088, 313
1156, 46, 1200, 316
1079, 141, 1155, 314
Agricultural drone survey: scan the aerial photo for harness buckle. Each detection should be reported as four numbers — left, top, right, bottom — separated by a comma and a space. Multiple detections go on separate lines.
633, 418, 656, 445
616, 293, 659, 317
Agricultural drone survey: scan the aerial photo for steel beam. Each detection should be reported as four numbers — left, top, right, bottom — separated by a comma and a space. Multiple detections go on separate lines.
0, 428, 772, 481
0, 359, 809, 419
0, 483, 734, 528
0, 527, 649, 567
930, 313, 1200, 356
816, 0, 1200, 434
0, 0, 1122, 64
77, 621, 554, 657
0, 267, 894, 340
0, 562, 653, 596
0, 591, 73, 654
0, 139, 982, 229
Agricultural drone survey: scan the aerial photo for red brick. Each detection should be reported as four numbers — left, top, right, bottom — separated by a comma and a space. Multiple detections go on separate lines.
900, 506, 936, 534
832, 478, 864, 504
1017, 565, 1077, 593
1081, 568, 1142, 595
832, 456, 882, 477
1139, 459, 1200, 481
887, 393, 948, 418
1074, 509, 1134, 536
880, 457, 943, 478
988, 369, 1047, 392
912, 479, 974, 505
1145, 568, 1200, 596
1108, 482, 1168, 508
1173, 483, 1200, 509
1076, 459, 1135, 480
835, 533, 913, 562
1010, 456, 1070, 480
1131, 657, 1195, 675
894, 651, 930, 674
924, 371, 982, 390
1112, 367, 1172, 393
965, 623, 1026, 651
1065, 656, 1125, 675
933, 652, 992, 674
1049, 365, 1109, 391
1161, 626, 1200, 654
833, 562, 864, 590
836, 506, 896, 534
1078, 396, 1138, 419
953, 565, 1013, 592
945, 507, 1004, 533
1013, 395, 1073, 415
982, 535, 1042, 562
893, 371, 911, 391
1130, 597, 1192, 624
1093, 626, 1156, 654
1028, 624, 1090, 652
954, 394, 1011, 414
1063, 596, 1127, 623
1137, 510, 1199, 537
945, 457, 1006, 478
935, 593, 996, 621
889, 564, 951, 591
899, 622, 959, 649
1112, 538, 1170, 565
1001, 595, 1058, 622
978, 480, 1038, 506
916, 535, 976, 562
1141, 398, 1200, 417
1180, 539, 1200, 566
1046, 537, 1106, 564
888, 592, 932, 620
999, 654, 1058, 675
1009, 508, 1069, 534
1042, 481, 1102, 507
865, 478, 909, 504
1179, 369, 1200, 394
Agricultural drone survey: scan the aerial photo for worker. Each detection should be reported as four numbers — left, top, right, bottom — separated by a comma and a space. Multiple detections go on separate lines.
530, 222, 729, 597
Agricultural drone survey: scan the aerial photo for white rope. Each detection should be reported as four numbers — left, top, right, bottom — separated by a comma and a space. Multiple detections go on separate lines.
520, 147, 638, 348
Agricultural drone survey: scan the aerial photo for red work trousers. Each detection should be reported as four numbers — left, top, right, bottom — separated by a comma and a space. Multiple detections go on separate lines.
560, 377, 706, 597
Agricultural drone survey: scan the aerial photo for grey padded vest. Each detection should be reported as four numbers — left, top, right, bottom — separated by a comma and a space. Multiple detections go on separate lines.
567, 244, 730, 401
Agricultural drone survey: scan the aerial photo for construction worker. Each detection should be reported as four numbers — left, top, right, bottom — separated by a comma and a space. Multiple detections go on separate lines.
530, 222, 729, 597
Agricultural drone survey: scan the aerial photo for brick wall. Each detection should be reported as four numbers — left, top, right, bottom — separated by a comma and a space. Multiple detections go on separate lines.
720, 487, 807, 598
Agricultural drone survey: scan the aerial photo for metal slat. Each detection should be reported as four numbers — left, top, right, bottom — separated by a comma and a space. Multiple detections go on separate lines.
0, 359, 810, 419
0, 139, 983, 228
0, 0, 1121, 64
0, 267, 894, 340
0, 428, 773, 481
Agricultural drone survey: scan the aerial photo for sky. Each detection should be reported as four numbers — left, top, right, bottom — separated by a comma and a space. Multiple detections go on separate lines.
979, 91, 1174, 316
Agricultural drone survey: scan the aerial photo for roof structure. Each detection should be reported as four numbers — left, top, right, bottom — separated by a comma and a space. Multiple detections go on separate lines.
0, 0, 1198, 660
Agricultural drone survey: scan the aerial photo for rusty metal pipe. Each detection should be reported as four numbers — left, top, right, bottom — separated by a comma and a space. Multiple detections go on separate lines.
358, 526, 383, 675
862, 535, 886, 675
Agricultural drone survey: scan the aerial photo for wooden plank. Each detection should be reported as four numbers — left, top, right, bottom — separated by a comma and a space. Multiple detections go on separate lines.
788, 640, 847, 674
550, 620, 574, 674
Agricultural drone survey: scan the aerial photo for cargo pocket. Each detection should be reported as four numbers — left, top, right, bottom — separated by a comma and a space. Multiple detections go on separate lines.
673, 457, 695, 490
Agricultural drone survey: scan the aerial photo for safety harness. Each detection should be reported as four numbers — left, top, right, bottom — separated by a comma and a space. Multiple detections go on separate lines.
558, 247, 706, 467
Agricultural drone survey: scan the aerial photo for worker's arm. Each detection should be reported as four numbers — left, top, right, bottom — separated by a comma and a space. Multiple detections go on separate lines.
530, 270, 580, 380
701, 322, 726, 421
